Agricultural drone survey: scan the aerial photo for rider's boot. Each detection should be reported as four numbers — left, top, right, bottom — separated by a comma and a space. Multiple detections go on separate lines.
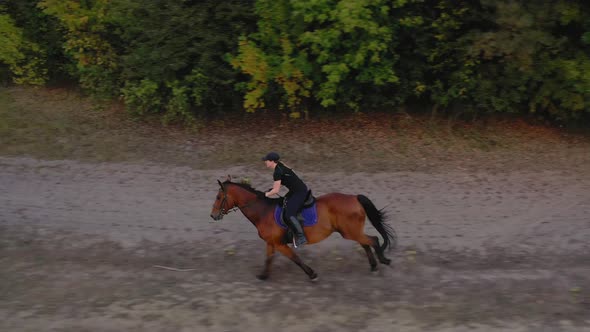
287, 216, 308, 248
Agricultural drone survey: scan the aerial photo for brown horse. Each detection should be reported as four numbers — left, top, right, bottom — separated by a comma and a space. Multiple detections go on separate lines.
209, 176, 396, 281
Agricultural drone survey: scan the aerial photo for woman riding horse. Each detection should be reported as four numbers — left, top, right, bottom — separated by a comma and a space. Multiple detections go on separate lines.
262, 152, 308, 248
210, 174, 396, 281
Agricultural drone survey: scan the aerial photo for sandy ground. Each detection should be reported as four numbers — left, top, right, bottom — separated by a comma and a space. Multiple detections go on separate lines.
1, 156, 589, 331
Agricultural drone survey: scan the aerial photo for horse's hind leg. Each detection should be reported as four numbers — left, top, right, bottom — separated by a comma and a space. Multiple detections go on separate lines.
276, 245, 318, 281
369, 235, 391, 265
257, 244, 275, 280
339, 228, 379, 271
347, 232, 389, 269
361, 244, 378, 271
340, 220, 391, 270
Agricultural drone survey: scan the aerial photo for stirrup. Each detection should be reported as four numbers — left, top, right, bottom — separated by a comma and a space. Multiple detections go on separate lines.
293, 236, 307, 248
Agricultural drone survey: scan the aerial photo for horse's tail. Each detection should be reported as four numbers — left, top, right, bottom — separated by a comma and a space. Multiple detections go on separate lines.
357, 195, 397, 251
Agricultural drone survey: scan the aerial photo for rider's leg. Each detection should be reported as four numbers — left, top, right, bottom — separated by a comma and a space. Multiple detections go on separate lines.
285, 191, 308, 247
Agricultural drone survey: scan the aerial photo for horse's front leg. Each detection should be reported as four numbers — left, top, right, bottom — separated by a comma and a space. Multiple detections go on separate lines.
256, 243, 275, 280
276, 244, 318, 281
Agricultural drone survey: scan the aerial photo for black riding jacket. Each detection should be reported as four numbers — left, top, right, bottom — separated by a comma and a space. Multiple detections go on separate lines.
273, 162, 307, 193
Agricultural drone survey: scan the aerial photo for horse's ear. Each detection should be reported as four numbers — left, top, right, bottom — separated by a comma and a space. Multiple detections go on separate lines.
217, 179, 224, 189
227, 174, 232, 182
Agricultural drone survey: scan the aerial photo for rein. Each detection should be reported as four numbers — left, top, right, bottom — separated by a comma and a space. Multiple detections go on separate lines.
218, 189, 258, 215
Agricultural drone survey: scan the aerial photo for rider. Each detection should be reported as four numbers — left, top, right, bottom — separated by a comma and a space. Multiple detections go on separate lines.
262, 152, 308, 247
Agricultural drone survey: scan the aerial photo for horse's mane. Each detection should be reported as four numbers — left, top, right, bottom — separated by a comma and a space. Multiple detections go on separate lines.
223, 180, 281, 204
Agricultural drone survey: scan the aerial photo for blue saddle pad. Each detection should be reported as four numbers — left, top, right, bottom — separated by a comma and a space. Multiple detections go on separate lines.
274, 204, 318, 229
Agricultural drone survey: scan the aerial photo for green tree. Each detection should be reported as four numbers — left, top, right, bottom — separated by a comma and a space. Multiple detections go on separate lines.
0, 7, 47, 85
232, 0, 401, 113
462, 1, 590, 119
110, 0, 255, 119
4, 0, 588, 122
231, 0, 312, 112
4, 0, 69, 83
39, 0, 120, 96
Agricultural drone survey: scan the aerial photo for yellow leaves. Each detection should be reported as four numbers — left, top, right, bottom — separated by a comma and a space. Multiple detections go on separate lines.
232, 39, 269, 79
78, 15, 89, 27
232, 38, 274, 112
399, 16, 425, 27
0, 14, 47, 85
233, 33, 313, 112
0, 14, 24, 65
277, 63, 313, 109
242, 79, 268, 112
280, 36, 293, 55
12, 57, 48, 85
40, 0, 117, 74
415, 83, 427, 95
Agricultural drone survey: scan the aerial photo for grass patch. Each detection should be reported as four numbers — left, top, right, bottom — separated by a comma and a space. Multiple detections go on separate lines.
0, 87, 196, 164
1, 86, 589, 173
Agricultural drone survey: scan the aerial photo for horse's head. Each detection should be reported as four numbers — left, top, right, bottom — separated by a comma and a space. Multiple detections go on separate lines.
210, 176, 237, 221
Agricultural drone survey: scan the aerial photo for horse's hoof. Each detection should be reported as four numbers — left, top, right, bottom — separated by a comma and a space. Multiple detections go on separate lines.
309, 273, 319, 282
371, 266, 379, 272
381, 258, 391, 265
256, 274, 269, 281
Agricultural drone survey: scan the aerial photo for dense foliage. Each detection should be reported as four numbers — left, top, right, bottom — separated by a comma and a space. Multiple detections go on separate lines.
1, 0, 589, 121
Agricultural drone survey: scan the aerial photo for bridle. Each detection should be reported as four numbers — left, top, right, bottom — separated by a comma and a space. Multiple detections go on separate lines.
217, 188, 234, 215
215, 181, 257, 218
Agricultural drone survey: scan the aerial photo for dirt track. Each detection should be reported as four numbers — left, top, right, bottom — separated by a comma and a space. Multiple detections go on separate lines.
1, 156, 589, 331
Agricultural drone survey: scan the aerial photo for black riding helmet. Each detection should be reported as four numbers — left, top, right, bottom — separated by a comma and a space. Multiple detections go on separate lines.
262, 152, 280, 162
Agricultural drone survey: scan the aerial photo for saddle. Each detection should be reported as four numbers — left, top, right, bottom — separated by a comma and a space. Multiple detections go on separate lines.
274, 190, 317, 227
277, 190, 317, 245
281, 190, 316, 222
